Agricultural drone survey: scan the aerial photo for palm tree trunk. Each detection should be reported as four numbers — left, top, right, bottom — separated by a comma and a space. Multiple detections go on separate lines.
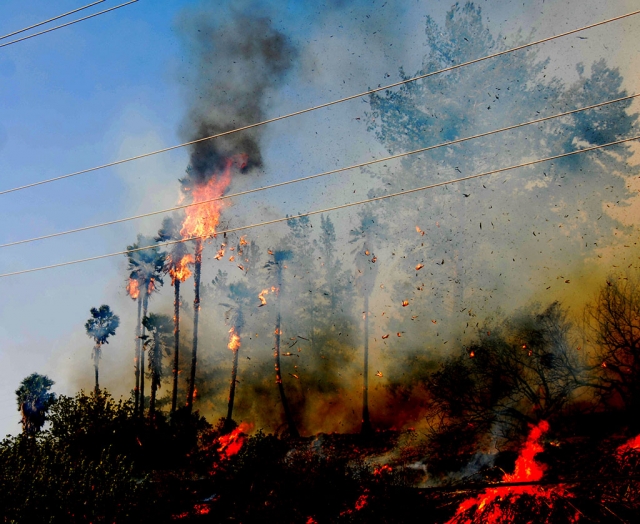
94, 345, 100, 395
186, 239, 203, 413
171, 279, 180, 414
274, 263, 299, 438
149, 347, 158, 421
361, 294, 372, 435
134, 296, 142, 413
139, 290, 149, 418
225, 341, 240, 431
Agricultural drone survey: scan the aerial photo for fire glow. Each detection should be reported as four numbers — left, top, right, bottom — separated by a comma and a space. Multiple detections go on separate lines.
169, 253, 195, 284
218, 422, 253, 459
446, 421, 575, 524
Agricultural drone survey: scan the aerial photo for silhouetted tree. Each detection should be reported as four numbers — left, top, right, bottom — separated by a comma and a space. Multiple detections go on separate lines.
15, 373, 55, 436
585, 273, 640, 411
85, 305, 120, 394
156, 217, 194, 415
142, 313, 173, 419
126, 235, 165, 416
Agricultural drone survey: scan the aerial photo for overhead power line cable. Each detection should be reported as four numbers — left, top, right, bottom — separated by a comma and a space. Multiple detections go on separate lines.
0, 134, 637, 279
1, 93, 636, 250
0, 0, 138, 50
0, 8, 637, 196
0, 1, 106, 41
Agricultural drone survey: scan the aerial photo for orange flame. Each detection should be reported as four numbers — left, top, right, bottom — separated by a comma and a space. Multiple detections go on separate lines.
239, 236, 248, 246
180, 156, 245, 240
218, 422, 253, 459
147, 277, 156, 295
228, 327, 241, 352
258, 286, 277, 307
126, 278, 140, 299
446, 420, 573, 524
169, 253, 195, 284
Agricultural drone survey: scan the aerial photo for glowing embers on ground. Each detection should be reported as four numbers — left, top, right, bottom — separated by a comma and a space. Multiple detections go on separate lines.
446, 421, 578, 524
618, 434, 640, 454
169, 253, 195, 284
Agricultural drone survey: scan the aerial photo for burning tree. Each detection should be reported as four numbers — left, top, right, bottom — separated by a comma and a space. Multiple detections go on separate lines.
85, 305, 120, 395
350, 208, 383, 435
126, 235, 165, 416
156, 216, 194, 415
264, 249, 299, 438
223, 287, 248, 433
179, 158, 244, 413
15, 373, 55, 436
142, 313, 173, 420
585, 273, 640, 411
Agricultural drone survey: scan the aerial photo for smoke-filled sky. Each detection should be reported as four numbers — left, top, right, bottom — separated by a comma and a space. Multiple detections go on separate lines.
0, 0, 638, 436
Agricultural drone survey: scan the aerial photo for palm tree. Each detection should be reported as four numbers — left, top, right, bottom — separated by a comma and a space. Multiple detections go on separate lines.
126, 235, 165, 417
142, 313, 172, 420
15, 373, 55, 436
156, 217, 193, 415
265, 249, 299, 438
350, 209, 381, 435
85, 305, 120, 394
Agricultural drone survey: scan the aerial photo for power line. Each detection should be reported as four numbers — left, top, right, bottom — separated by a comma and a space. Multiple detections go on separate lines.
0, 0, 138, 50
1, 8, 637, 196
1, 93, 637, 250
0, 135, 637, 279
0, 1, 106, 41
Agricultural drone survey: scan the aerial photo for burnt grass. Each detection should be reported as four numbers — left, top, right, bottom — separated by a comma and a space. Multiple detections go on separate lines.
1, 393, 639, 523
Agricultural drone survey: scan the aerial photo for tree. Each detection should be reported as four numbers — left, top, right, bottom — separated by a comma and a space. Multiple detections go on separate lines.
264, 249, 299, 438
126, 235, 165, 416
367, 1, 639, 331
585, 273, 640, 411
349, 207, 383, 435
156, 217, 194, 415
142, 314, 173, 420
85, 305, 120, 394
424, 302, 583, 466
15, 373, 55, 436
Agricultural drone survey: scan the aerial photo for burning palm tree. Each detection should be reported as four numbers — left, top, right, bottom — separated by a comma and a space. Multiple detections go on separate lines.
350, 209, 381, 435
156, 217, 194, 415
15, 373, 55, 436
85, 305, 120, 394
126, 235, 165, 417
265, 249, 299, 438
142, 313, 172, 420
180, 158, 245, 413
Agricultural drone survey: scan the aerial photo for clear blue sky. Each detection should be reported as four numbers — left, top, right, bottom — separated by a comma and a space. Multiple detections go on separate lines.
0, 0, 638, 435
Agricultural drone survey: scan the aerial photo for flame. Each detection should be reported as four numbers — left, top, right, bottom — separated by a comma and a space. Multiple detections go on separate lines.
446, 420, 574, 524
258, 286, 277, 307
126, 278, 140, 299
228, 255, 235, 262
147, 277, 156, 295
239, 236, 248, 246
617, 434, 640, 454
228, 327, 241, 351
169, 253, 195, 284
218, 422, 253, 459
180, 156, 245, 240
402, 300, 409, 307
215, 248, 225, 260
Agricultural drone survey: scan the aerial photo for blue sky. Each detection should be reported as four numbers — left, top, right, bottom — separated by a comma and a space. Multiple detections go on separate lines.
0, 0, 638, 435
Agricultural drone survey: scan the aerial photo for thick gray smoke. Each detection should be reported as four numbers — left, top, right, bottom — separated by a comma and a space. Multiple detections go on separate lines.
178, 11, 298, 183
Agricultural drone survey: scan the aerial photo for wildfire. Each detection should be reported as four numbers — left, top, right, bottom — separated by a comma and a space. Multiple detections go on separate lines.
617, 434, 640, 454
147, 277, 156, 295
228, 327, 241, 352
180, 156, 245, 240
218, 422, 253, 459
126, 278, 140, 299
258, 286, 277, 306
169, 253, 195, 284
446, 420, 575, 524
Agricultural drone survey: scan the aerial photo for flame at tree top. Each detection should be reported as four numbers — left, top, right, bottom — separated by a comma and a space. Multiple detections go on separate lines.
180, 155, 246, 240
126, 278, 140, 300
228, 327, 241, 351
169, 253, 195, 285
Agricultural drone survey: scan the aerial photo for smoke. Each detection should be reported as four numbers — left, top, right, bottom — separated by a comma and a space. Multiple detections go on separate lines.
177, 9, 298, 182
